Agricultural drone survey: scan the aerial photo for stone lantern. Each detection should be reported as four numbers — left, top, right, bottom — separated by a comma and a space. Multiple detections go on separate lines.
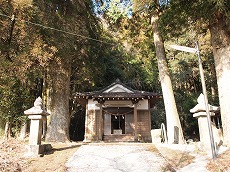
24, 97, 51, 157
190, 93, 223, 150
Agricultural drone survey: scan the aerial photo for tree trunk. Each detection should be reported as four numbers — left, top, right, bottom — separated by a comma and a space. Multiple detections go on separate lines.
4, 121, 12, 140
19, 121, 27, 140
45, 58, 71, 142
210, 61, 218, 101
42, 119, 47, 140
210, 16, 230, 147
151, 11, 185, 144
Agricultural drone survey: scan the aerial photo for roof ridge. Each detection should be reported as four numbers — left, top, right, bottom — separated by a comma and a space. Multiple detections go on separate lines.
97, 79, 137, 93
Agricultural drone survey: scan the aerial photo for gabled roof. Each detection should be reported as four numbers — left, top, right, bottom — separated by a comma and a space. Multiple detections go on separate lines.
74, 79, 161, 105
96, 79, 135, 93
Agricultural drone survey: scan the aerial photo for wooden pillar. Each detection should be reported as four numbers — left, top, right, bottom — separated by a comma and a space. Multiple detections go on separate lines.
148, 100, 151, 132
148, 100, 152, 142
99, 103, 103, 140
134, 103, 138, 140
83, 102, 89, 142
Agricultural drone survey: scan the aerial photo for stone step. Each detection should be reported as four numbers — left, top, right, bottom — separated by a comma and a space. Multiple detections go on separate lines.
103, 134, 135, 142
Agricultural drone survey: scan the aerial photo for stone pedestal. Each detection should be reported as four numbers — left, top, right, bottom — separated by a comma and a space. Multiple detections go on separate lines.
24, 97, 51, 157
25, 144, 52, 156
193, 112, 215, 150
28, 115, 44, 145
190, 94, 222, 151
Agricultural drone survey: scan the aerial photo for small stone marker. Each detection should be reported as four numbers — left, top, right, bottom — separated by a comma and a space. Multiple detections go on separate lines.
24, 97, 51, 157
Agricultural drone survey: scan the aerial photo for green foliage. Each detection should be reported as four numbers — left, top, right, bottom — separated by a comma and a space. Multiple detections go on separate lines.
159, 0, 230, 39
174, 90, 199, 140
103, 0, 132, 24
0, 0, 46, 135
151, 100, 166, 129
0, 76, 34, 136
71, 0, 160, 93
0, 0, 101, 137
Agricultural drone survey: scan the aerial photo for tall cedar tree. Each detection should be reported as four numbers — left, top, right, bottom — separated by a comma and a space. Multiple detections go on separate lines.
132, 0, 185, 144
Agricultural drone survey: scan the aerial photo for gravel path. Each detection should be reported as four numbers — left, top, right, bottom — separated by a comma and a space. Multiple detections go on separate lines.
66, 143, 168, 172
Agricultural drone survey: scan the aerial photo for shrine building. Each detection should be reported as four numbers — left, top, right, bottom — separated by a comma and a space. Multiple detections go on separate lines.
74, 79, 161, 142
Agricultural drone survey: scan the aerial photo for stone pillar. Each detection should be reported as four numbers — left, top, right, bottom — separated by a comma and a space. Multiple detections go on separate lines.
28, 115, 44, 145
24, 97, 51, 157
193, 112, 215, 150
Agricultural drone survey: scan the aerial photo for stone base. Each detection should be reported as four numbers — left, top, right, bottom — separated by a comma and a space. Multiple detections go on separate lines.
151, 129, 162, 144
83, 139, 92, 143
25, 144, 52, 157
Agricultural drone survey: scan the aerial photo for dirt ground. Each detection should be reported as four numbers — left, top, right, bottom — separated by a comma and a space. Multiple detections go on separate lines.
0, 138, 229, 172
22, 142, 82, 172
0, 138, 27, 172
0, 138, 82, 172
207, 149, 230, 172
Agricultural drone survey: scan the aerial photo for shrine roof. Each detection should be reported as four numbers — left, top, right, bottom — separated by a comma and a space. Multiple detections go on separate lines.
74, 80, 162, 99
74, 79, 161, 102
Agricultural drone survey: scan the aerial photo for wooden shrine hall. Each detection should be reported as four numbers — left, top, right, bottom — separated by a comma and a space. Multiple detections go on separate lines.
74, 79, 161, 142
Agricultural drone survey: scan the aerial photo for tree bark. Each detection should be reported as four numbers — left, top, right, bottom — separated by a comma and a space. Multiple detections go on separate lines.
210, 16, 230, 147
45, 58, 71, 142
41, 118, 47, 140
151, 11, 185, 144
19, 121, 27, 140
4, 121, 12, 140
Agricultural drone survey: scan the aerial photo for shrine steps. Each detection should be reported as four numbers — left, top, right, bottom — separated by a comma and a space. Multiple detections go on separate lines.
103, 134, 135, 142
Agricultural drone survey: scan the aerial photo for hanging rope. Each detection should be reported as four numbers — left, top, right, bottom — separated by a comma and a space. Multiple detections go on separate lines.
161, 123, 168, 143
102, 108, 133, 116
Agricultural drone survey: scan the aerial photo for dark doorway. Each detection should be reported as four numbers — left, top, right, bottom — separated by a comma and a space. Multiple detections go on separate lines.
111, 115, 125, 134
69, 106, 85, 141
104, 107, 133, 135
